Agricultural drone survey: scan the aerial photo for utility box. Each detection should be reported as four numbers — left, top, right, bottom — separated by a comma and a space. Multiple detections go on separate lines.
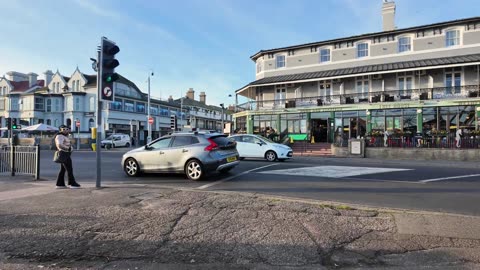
348, 139, 365, 158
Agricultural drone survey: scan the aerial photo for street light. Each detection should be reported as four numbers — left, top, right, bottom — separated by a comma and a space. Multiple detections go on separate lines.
220, 103, 225, 134
147, 71, 154, 144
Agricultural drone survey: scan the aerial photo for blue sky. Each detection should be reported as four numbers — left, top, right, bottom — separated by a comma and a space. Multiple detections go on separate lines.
1, 0, 479, 106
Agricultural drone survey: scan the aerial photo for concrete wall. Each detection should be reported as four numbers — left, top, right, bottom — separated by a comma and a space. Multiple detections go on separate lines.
371, 42, 397, 57
413, 36, 445, 51
464, 31, 480, 45
332, 145, 480, 161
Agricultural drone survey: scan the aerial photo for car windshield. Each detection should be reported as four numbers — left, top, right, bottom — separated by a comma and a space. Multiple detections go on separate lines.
256, 135, 274, 143
105, 136, 113, 140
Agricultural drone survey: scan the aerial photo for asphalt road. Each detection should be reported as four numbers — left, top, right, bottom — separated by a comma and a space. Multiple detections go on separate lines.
37, 148, 480, 216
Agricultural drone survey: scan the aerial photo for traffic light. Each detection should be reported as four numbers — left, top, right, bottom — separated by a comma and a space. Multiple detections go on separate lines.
12, 119, 18, 130
6, 118, 11, 130
100, 38, 120, 101
170, 115, 177, 130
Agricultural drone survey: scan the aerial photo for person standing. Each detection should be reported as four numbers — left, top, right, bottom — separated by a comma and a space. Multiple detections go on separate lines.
456, 128, 463, 148
55, 125, 81, 189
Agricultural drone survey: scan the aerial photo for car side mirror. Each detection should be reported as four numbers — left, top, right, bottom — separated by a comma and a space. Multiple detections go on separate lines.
145, 145, 151, 150
257, 142, 263, 146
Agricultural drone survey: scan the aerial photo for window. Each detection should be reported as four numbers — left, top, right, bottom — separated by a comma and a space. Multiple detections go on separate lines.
160, 107, 169, 116
136, 102, 145, 113
89, 97, 95, 111
398, 37, 411, 52
276, 55, 285, 68
171, 136, 195, 147
357, 43, 368, 58
319, 82, 332, 98
55, 99, 61, 112
446, 30, 460, 47
398, 77, 413, 96
46, 119, 51, 125
10, 97, 19, 111
35, 98, 45, 111
75, 97, 80, 111
122, 100, 133, 112
110, 99, 122, 111
445, 72, 462, 94
356, 79, 369, 99
256, 62, 262, 73
320, 49, 330, 62
54, 119, 59, 127
148, 137, 172, 149
46, 99, 52, 112
150, 105, 159, 115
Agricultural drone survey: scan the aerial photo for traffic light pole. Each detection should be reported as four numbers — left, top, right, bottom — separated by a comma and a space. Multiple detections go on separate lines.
147, 75, 151, 144
96, 45, 103, 188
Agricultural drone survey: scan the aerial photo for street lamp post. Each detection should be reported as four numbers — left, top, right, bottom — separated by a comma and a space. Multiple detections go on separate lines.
76, 118, 80, 151
147, 72, 153, 144
220, 103, 225, 134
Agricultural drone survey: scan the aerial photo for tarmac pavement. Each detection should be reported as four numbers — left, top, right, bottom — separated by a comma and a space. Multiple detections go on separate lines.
0, 179, 479, 269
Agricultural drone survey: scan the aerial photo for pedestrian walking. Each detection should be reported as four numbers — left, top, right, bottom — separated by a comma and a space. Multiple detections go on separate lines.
54, 125, 81, 189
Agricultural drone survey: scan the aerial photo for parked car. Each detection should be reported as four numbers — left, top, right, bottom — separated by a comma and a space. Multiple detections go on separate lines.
229, 134, 293, 162
101, 134, 131, 148
121, 132, 239, 180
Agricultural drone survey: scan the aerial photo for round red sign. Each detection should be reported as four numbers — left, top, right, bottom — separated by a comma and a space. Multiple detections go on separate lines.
76, 121, 80, 127
148, 117, 154, 124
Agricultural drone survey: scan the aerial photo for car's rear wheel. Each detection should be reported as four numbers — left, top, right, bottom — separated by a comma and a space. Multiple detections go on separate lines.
125, 142, 130, 148
186, 159, 203, 181
265, 150, 277, 162
124, 158, 140, 177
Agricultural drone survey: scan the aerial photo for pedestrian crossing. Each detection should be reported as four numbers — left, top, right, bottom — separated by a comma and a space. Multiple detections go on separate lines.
259, 165, 412, 178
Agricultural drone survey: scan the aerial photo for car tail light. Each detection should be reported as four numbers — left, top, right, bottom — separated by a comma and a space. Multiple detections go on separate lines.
204, 138, 219, 151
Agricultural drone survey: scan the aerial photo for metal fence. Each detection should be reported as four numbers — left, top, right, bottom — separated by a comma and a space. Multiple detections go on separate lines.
0, 145, 40, 179
334, 135, 480, 149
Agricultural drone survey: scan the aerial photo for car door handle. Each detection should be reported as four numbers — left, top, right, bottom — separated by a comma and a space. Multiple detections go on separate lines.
182, 149, 189, 153
159, 151, 165, 154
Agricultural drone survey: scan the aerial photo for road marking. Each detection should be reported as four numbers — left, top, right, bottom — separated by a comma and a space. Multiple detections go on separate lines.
259, 166, 412, 178
419, 174, 480, 183
196, 164, 279, 190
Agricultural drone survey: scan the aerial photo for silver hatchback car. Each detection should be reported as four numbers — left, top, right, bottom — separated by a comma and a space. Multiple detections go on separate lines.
121, 132, 239, 180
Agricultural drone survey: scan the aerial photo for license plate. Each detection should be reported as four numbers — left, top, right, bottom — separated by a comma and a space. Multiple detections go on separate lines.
227, 156, 237, 162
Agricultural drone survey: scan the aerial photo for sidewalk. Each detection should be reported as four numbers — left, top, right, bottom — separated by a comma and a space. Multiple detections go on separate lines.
0, 179, 479, 269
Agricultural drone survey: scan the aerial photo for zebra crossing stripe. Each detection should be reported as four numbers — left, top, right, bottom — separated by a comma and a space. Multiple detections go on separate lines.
259, 166, 412, 178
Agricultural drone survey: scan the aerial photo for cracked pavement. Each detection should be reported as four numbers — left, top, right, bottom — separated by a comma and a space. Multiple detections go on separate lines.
0, 184, 479, 269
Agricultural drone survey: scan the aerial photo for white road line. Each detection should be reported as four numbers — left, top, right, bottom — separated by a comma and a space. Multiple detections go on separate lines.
419, 174, 480, 183
196, 164, 279, 190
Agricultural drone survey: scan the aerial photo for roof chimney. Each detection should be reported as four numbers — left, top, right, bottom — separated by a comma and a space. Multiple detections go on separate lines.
382, 0, 396, 31
168, 95, 173, 102
44, 70, 53, 87
186, 88, 195, 100
27, 72, 38, 87
199, 91, 206, 104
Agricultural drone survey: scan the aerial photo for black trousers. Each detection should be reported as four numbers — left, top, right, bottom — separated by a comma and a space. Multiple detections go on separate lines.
56, 155, 76, 186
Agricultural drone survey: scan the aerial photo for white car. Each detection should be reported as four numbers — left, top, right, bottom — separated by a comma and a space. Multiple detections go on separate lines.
101, 134, 131, 148
229, 134, 293, 161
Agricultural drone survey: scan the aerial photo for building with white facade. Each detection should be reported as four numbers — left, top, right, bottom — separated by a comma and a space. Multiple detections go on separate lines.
233, 1, 480, 150
0, 69, 230, 144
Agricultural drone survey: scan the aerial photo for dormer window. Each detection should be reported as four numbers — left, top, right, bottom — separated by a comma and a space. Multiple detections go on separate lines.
276, 55, 286, 68
357, 43, 369, 58
446, 30, 460, 47
320, 49, 331, 62
398, 36, 411, 52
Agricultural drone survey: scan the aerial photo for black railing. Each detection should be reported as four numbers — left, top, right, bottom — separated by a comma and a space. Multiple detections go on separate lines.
334, 135, 480, 149
236, 85, 480, 112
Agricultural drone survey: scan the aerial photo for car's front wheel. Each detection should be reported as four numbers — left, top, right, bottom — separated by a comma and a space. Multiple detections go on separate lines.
124, 158, 140, 177
265, 150, 277, 162
185, 159, 203, 181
